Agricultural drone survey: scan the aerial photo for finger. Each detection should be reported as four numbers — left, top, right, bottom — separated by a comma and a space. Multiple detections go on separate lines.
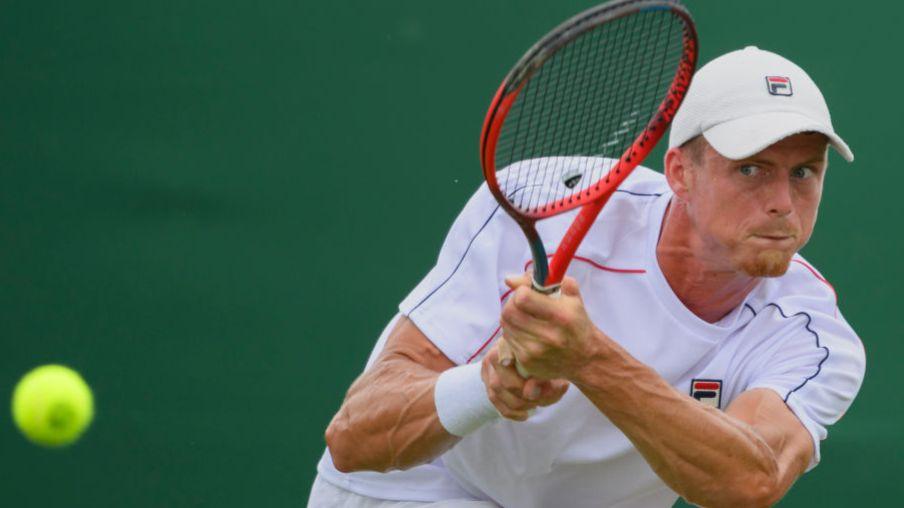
496, 337, 514, 368
498, 407, 530, 422
510, 285, 558, 321
494, 350, 533, 392
502, 297, 557, 340
486, 383, 530, 421
504, 272, 533, 290
494, 390, 533, 411
536, 380, 570, 406
560, 276, 582, 298
521, 378, 543, 401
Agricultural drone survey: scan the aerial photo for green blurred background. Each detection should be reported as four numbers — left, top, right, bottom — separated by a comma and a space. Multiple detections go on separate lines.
0, 1, 898, 506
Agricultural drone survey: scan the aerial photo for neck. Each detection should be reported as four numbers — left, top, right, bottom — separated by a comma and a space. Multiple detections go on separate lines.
656, 199, 759, 323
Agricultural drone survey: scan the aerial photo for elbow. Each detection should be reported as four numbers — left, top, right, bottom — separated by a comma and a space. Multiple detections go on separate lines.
741, 450, 784, 507
683, 464, 782, 508
327, 449, 360, 474
728, 467, 784, 508
739, 472, 783, 508
325, 418, 362, 473
325, 417, 390, 474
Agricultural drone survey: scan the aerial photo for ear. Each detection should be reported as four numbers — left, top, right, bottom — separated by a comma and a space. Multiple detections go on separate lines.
664, 147, 693, 199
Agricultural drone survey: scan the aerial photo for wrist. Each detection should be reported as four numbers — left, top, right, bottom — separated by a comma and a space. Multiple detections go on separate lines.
569, 327, 612, 386
434, 363, 500, 436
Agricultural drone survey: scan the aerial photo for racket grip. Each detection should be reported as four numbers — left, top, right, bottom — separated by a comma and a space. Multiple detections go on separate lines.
514, 359, 530, 378
497, 337, 530, 378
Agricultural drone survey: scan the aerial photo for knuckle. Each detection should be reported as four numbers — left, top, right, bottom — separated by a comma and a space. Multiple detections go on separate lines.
514, 286, 531, 306
526, 342, 546, 358
545, 333, 565, 349
500, 376, 521, 391
501, 304, 516, 324
499, 391, 524, 409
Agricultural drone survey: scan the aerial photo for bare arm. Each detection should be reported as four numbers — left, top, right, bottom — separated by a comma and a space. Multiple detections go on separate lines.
572, 342, 811, 507
325, 317, 457, 472
325, 316, 568, 473
501, 276, 812, 507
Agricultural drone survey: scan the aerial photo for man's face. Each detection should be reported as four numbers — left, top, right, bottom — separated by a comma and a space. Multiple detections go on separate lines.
682, 132, 829, 277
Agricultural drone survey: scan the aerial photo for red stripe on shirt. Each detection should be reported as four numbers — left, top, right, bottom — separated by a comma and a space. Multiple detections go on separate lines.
467, 257, 644, 363
523, 255, 646, 274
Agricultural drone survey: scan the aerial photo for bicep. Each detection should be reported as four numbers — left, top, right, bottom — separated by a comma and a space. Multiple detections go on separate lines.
726, 388, 814, 492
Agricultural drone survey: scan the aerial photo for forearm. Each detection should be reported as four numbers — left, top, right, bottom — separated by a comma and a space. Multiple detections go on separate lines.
572, 331, 779, 507
325, 357, 458, 473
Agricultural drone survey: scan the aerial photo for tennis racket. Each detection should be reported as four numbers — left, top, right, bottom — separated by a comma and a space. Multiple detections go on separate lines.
481, 0, 697, 374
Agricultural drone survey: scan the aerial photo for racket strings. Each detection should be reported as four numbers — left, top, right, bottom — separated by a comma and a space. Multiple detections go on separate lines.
501, 14, 643, 200
587, 11, 653, 189
501, 12, 646, 196
494, 9, 687, 215
600, 11, 676, 184
561, 11, 670, 195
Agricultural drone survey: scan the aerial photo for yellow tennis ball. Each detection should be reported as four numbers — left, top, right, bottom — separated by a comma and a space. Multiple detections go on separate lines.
11, 365, 94, 447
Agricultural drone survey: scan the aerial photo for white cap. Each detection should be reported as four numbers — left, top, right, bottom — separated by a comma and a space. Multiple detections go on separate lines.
669, 46, 853, 162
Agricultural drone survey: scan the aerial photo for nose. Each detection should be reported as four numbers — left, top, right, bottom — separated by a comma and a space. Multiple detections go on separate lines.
764, 175, 793, 217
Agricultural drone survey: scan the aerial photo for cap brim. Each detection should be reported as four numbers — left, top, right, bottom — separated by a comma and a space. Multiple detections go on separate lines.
703, 111, 854, 162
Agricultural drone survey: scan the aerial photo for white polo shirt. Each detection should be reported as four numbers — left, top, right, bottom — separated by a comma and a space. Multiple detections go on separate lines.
317, 163, 865, 507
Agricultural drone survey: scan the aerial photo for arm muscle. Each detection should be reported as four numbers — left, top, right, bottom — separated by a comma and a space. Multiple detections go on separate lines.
324, 317, 459, 472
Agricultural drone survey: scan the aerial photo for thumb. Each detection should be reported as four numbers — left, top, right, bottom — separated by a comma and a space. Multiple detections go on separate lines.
504, 271, 533, 290
560, 276, 582, 298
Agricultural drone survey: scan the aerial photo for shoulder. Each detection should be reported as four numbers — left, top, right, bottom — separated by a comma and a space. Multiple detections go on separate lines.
740, 257, 866, 455
597, 166, 669, 229
567, 165, 668, 263
747, 255, 840, 318
742, 255, 865, 398
613, 165, 671, 198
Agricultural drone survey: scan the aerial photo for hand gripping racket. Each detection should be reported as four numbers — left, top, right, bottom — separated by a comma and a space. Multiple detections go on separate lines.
480, 0, 697, 374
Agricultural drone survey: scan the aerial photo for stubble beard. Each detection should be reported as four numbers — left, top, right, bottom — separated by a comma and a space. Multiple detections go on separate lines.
738, 249, 793, 277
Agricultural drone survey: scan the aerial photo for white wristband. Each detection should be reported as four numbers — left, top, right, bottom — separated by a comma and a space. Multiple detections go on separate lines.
434, 363, 500, 436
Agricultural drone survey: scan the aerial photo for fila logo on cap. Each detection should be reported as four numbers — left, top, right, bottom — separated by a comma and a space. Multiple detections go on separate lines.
690, 379, 723, 409
765, 76, 793, 96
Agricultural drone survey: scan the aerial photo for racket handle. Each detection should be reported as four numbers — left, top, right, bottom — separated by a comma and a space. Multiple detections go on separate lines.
531, 279, 561, 295
497, 336, 530, 378
514, 359, 530, 378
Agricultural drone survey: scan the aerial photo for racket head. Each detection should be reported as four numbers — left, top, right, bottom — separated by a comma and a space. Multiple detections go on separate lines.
479, 0, 697, 287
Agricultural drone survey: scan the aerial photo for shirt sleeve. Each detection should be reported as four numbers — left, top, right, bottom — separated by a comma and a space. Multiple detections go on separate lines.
745, 303, 866, 470
398, 183, 526, 365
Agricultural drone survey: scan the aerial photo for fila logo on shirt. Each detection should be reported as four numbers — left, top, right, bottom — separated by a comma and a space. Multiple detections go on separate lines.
690, 379, 723, 409
765, 76, 793, 96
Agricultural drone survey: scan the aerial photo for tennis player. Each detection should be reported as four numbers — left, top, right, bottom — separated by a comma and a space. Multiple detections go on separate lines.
310, 47, 865, 507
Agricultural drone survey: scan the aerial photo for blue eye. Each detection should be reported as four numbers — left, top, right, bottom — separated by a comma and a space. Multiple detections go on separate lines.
792, 166, 814, 179
739, 165, 759, 176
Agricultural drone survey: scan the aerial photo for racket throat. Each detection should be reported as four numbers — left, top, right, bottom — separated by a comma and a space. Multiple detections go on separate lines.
521, 225, 559, 294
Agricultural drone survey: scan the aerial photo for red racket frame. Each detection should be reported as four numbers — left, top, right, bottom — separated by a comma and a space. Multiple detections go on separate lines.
480, 0, 697, 291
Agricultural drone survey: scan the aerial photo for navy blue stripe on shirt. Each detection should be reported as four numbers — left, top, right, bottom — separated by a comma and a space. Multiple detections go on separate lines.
744, 303, 830, 402
407, 187, 659, 316
614, 189, 664, 197
407, 203, 501, 315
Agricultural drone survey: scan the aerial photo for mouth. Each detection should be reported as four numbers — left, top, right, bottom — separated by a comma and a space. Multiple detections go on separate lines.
750, 234, 797, 246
